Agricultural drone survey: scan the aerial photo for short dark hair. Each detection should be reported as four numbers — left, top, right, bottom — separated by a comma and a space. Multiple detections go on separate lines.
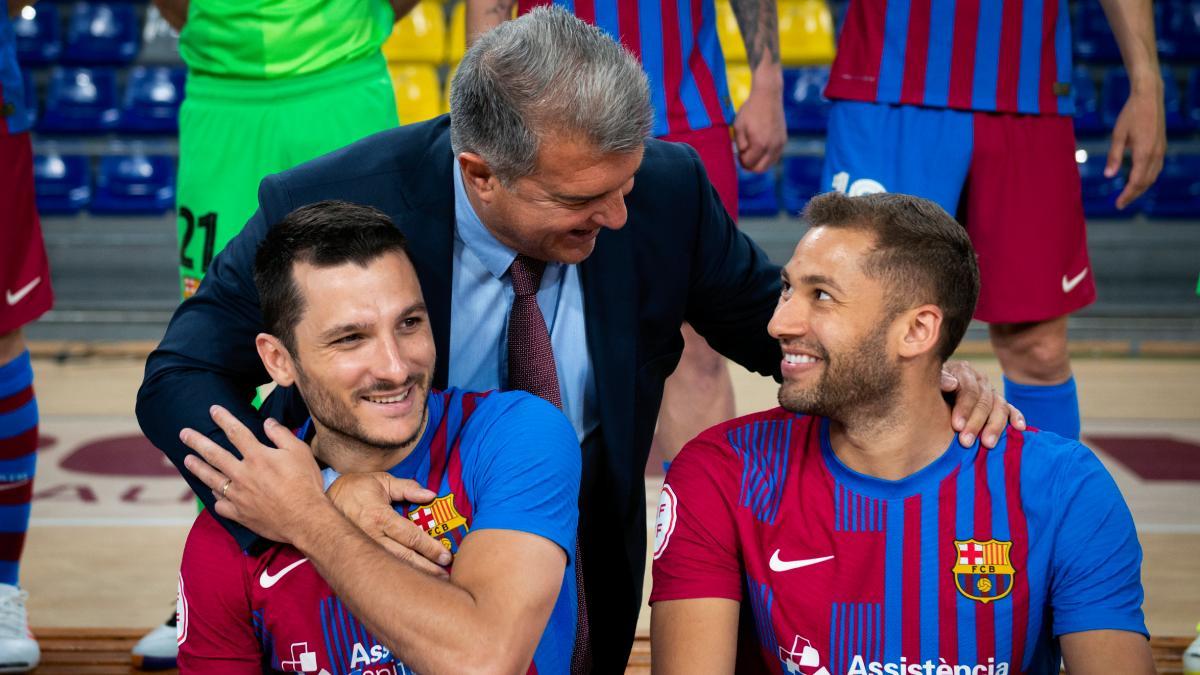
254, 200, 410, 354
802, 191, 980, 362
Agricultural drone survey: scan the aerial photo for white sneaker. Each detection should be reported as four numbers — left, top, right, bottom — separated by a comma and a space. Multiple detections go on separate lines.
130, 613, 178, 671
0, 583, 38, 674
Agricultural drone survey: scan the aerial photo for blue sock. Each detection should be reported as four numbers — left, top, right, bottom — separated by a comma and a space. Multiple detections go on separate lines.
0, 351, 37, 587
1003, 375, 1081, 441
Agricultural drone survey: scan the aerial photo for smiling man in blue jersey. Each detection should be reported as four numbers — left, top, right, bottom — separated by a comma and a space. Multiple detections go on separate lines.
175, 201, 580, 674
651, 192, 1153, 675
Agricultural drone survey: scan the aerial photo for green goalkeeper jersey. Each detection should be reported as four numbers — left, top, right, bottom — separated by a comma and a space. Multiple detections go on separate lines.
179, 0, 395, 79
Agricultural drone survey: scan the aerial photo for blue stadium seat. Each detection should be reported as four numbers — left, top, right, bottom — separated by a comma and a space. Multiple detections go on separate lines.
1141, 154, 1200, 217
13, 3, 62, 65
737, 164, 780, 217
1072, 68, 1105, 137
1158, 1, 1200, 60
63, 2, 139, 65
32, 154, 91, 215
39, 66, 121, 132
1074, 3, 1122, 62
1077, 154, 1130, 218
1101, 67, 1190, 135
783, 67, 830, 135
781, 155, 824, 215
121, 66, 185, 133
91, 155, 176, 214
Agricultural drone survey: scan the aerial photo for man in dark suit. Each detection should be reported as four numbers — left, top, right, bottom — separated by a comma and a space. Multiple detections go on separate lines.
138, 7, 1018, 671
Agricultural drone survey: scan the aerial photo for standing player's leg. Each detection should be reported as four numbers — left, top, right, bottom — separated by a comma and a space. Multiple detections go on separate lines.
965, 113, 1092, 440
654, 124, 740, 463
0, 132, 55, 674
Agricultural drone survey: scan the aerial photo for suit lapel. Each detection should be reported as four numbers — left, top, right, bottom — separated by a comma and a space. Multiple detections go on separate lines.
580, 225, 636, 494
391, 123, 456, 390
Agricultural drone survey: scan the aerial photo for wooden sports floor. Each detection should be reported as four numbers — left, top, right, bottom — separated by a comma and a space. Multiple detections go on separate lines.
18, 347, 1200, 672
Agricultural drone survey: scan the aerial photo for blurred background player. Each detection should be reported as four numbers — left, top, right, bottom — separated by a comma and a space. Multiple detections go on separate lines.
821, 0, 1167, 440
0, 1, 53, 672
159, 0, 406, 301
132, 0, 411, 667
465, 0, 787, 462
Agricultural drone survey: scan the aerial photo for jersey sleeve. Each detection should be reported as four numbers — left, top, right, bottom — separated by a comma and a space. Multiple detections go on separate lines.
1047, 442, 1148, 638
463, 392, 582, 559
177, 511, 265, 674
649, 429, 742, 604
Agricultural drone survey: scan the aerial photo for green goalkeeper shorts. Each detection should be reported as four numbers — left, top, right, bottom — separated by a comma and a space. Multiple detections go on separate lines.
176, 53, 398, 299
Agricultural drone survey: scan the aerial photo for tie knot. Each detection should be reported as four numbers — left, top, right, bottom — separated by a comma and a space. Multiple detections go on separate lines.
509, 254, 546, 297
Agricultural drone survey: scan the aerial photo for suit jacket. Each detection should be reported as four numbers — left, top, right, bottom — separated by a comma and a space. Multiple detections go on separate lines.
137, 115, 782, 672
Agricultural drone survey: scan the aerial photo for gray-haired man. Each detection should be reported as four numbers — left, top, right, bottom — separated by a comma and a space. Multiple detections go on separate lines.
141, 7, 1021, 671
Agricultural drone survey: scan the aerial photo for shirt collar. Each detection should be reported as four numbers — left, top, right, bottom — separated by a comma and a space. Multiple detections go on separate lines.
453, 159, 519, 280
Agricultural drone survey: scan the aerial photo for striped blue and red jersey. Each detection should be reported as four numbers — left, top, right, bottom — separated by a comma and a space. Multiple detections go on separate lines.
519, 0, 736, 137
825, 0, 1075, 116
0, 11, 32, 135
651, 409, 1146, 675
179, 388, 581, 675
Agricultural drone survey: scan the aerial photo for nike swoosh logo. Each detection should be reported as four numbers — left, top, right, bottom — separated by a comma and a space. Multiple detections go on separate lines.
259, 558, 308, 589
769, 550, 834, 572
5, 277, 41, 306
1062, 268, 1089, 293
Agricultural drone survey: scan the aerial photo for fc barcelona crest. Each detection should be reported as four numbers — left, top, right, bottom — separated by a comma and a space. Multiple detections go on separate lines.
952, 539, 1015, 604
409, 494, 469, 550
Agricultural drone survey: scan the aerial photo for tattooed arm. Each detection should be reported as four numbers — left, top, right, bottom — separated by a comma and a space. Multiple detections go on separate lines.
729, 0, 785, 172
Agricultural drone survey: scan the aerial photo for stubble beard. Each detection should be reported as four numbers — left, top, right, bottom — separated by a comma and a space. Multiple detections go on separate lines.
296, 365, 432, 456
777, 323, 901, 425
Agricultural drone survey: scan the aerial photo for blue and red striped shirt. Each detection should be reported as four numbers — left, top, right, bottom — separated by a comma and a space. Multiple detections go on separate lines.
826, 0, 1075, 116
519, 0, 736, 137
651, 409, 1146, 674
179, 388, 581, 675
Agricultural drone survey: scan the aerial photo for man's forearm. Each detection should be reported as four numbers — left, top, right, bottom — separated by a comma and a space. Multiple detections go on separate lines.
465, 0, 517, 48
1099, 0, 1161, 89
292, 501, 535, 675
730, 0, 781, 73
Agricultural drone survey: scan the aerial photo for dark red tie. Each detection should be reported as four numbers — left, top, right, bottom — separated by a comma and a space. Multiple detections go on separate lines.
506, 254, 591, 674
506, 254, 562, 408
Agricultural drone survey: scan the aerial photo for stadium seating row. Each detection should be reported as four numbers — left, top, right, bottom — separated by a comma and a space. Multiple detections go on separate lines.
15, 0, 839, 69
24, 60, 1200, 141
21, 66, 184, 133
31, 149, 1200, 219
32, 153, 175, 215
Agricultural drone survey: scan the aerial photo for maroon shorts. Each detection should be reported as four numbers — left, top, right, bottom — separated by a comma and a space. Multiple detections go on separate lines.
0, 133, 54, 334
661, 123, 739, 223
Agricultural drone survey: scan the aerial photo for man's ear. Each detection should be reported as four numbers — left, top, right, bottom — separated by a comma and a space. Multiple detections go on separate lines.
255, 333, 297, 388
457, 152, 500, 204
896, 304, 943, 360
